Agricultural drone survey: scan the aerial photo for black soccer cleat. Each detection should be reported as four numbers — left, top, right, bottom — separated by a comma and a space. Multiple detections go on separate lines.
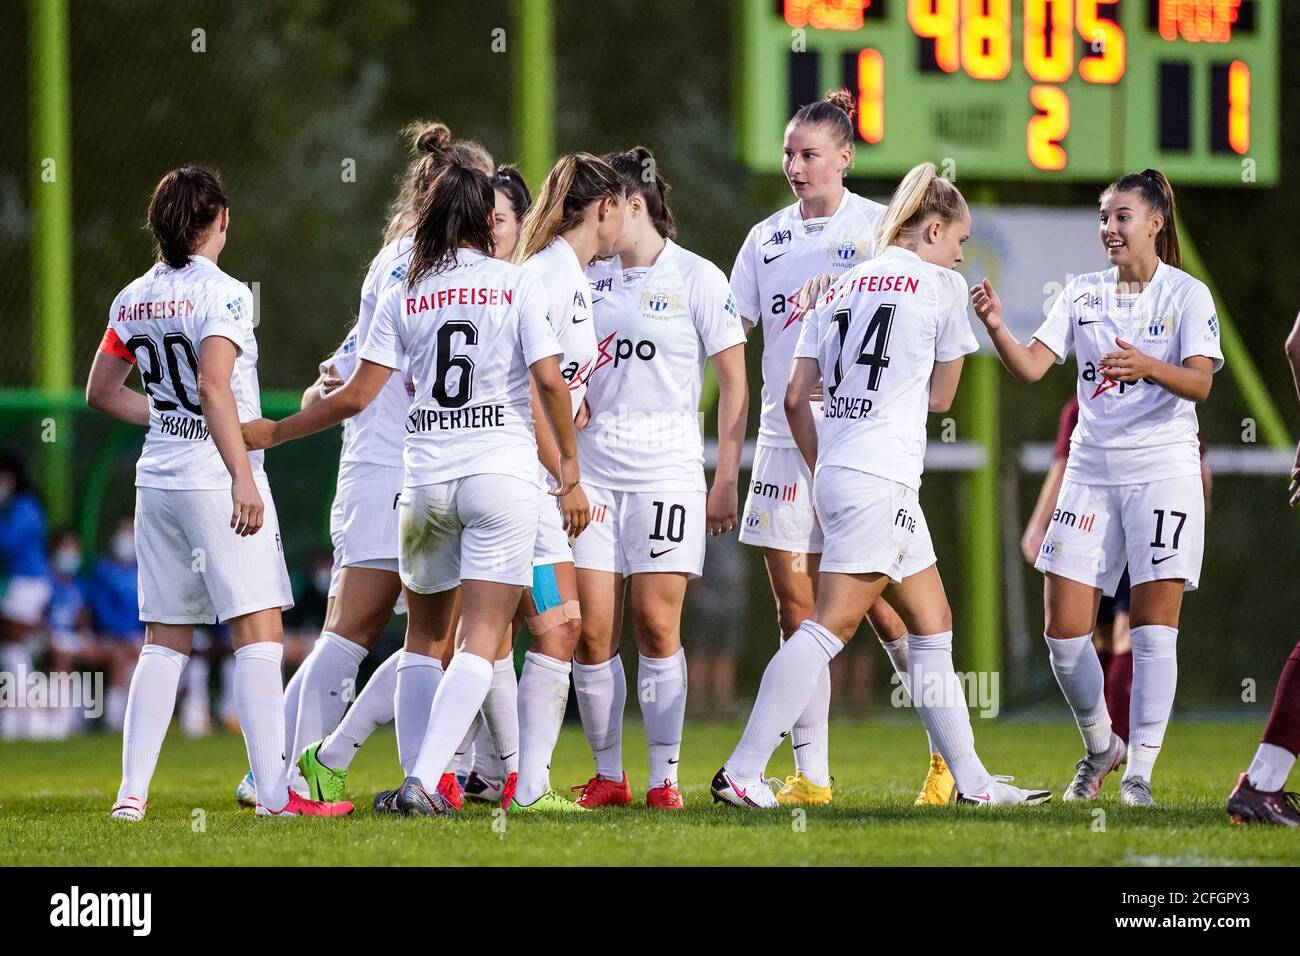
1226, 772, 1300, 827
394, 775, 456, 817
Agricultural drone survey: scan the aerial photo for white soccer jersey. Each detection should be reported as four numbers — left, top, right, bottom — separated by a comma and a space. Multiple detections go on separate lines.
360, 249, 561, 487
329, 237, 417, 469
521, 238, 598, 418
794, 245, 979, 491
101, 255, 265, 491
1033, 260, 1224, 486
582, 240, 746, 492
730, 190, 887, 448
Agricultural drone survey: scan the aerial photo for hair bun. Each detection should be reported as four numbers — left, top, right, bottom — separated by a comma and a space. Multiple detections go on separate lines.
824, 88, 857, 122
412, 121, 453, 155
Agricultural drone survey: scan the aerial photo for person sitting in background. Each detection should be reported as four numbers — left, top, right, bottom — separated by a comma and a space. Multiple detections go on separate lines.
43, 528, 95, 738
86, 518, 144, 730
0, 455, 53, 739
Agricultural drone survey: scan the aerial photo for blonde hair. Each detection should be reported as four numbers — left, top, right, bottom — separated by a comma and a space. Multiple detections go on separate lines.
514, 153, 623, 264
875, 162, 969, 250
382, 120, 494, 246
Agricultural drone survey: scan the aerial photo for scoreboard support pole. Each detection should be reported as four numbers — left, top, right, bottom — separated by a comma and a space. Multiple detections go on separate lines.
30, 0, 74, 526
1181, 227, 1290, 451
963, 354, 1002, 682
515, 0, 554, 194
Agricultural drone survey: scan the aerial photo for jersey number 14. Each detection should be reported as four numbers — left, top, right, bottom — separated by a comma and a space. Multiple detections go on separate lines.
827, 304, 893, 398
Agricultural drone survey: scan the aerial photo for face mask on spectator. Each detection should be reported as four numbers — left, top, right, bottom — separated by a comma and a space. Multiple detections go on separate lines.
111, 532, 136, 564
53, 549, 81, 577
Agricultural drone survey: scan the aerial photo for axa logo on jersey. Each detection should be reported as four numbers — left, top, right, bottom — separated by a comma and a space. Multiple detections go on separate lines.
763, 229, 792, 247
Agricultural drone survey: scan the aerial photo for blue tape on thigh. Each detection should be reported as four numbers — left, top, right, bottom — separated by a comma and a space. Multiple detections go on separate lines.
530, 563, 563, 614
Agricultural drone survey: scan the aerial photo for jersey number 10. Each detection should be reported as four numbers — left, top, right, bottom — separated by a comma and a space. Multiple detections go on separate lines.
827, 304, 894, 398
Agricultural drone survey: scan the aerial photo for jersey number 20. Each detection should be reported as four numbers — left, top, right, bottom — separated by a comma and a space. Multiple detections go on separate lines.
125, 332, 202, 414
828, 304, 894, 398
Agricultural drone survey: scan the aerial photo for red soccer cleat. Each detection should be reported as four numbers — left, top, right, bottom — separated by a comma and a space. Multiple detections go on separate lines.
646, 779, 685, 810
257, 789, 354, 817
573, 772, 632, 808
438, 772, 464, 810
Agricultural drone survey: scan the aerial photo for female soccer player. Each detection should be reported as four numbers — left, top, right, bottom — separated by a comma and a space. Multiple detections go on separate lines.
971, 169, 1222, 806
86, 166, 352, 819
503, 153, 625, 813
713, 163, 1051, 809
243, 123, 494, 811
568, 146, 748, 809
729, 91, 947, 805
242, 158, 582, 818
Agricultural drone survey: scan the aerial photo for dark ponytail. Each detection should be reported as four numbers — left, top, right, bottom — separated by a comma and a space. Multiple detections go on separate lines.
604, 146, 676, 240
147, 166, 229, 269
788, 88, 856, 151
1103, 168, 1182, 270
491, 164, 532, 219
406, 162, 496, 286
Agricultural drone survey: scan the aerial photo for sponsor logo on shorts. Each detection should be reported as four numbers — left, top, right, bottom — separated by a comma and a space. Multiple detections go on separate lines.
590, 504, 609, 524
1051, 508, 1097, 532
750, 479, 797, 503
895, 508, 916, 533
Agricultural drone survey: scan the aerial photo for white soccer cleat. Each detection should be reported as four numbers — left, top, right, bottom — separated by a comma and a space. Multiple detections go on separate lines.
957, 775, 1052, 806
710, 767, 780, 808
234, 770, 257, 808
1120, 777, 1155, 807
109, 796, 148, 822
1063, 734, 1127, 802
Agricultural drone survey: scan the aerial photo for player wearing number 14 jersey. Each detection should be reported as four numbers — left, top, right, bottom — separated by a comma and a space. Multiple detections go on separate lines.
714, 164, 1050, 808
89, 166, 349, 820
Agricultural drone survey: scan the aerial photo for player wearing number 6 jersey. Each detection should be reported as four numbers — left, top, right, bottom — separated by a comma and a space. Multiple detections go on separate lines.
729, 90, 945, 805
242, 159, 580, 818
568, 148, 748, 809
714, 163, 1051, 809
972, 169, 1222, 807
88, 166, 351, 819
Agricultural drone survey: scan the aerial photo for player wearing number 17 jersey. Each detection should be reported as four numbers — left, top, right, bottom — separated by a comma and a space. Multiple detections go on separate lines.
973, 169, 1222, 806
714, 164, 1051, 808
88, 166, 351, 820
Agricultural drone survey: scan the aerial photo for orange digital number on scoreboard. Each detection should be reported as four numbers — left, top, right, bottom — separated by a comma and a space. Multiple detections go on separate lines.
783, 0, 874, 31
1158, 0, 1242, 43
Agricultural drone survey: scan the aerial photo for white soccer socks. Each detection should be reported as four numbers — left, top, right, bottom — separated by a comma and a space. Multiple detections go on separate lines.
318, 648, 400, 771
1045, 632, 1114, 755
1125, 625, 1178, 783
516, 650, 572, 804
573, 654, 627, 781
116, 643, 188, 805
233, 642, 291, 813
394, 651, 442, 776
638, 650, 687, 787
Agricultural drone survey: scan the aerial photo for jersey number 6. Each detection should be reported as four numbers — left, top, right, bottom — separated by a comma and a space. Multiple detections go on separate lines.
432, 320, 478, 408
828, 304, 894, 399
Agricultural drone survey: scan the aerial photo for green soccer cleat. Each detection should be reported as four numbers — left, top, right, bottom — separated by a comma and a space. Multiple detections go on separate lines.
298, 741, 348, 803
507, 788, 585, 814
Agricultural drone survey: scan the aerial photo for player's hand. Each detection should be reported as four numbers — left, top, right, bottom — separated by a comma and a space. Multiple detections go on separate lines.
230, 475, 264, 536
574, 399, 592, 430
560, 484, 590, 538
970, 279, 1004, 331
319, 364, 344, 398
1021, 526, 1045, 565
795, 272, 834, 317
706, 479, 738, 535
1289, 440, 1300, 507
1100, 338, 1157, 383
241, 418, 279, 450
551, 453, 581, 498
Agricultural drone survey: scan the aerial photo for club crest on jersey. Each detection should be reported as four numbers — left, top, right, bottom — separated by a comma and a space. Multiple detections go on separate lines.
763, 229, 792, 247
640, 290, 682, 318
827, 240, 867, 265
1140, 313, 1178, 344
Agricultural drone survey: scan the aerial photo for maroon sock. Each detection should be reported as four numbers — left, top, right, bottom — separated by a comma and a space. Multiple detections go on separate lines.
1262, 641, 1300, 755
1097, 648, 1113, 679
1106, 651, 1133, 744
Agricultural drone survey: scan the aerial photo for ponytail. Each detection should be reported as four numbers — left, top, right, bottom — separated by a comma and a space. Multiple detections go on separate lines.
384, 120, 496, 246
604, 146, 676, 239
787, 88, 856, 151
1103, 169, 1182, 270
515, 152, 623, 264
406, 162, 496, 286
875, 162, 968, 250
147, 166, 229, 269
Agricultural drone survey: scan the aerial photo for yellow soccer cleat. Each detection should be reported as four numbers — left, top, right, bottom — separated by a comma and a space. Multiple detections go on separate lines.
915, 753, 956, 806
775, 771, 834, 806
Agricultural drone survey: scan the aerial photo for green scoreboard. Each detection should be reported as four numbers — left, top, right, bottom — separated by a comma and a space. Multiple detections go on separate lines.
737, 0, 1278, 184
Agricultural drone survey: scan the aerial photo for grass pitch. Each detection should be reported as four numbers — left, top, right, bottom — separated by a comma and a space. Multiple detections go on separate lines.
1, 718, 1296, 866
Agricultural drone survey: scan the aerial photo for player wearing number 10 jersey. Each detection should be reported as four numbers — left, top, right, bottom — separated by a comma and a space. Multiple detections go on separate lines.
714, 164, 1051, 808
89, 166, 350, 820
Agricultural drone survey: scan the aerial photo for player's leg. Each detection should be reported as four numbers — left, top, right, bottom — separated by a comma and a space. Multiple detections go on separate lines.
572, 565, 631, 806
1117, 473, 1204, 805
512, 561, 584, 812
629, 571, 691, 808
1228, 639, 1300, 825
1101, 570, 1133, 743
464, 622, 520, 803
